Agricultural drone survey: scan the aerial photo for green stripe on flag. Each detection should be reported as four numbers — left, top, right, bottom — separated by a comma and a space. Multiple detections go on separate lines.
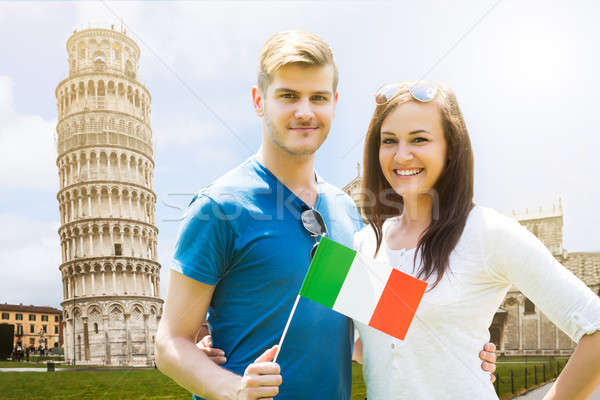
299, 237, 357, 309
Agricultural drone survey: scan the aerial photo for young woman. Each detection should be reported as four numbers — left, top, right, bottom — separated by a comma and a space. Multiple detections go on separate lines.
353, 81, 600, 399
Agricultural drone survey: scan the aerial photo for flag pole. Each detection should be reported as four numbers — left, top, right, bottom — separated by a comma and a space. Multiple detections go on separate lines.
273, 294, 301, 363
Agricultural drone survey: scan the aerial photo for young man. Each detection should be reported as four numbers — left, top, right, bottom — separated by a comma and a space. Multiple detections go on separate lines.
155, 31, 497, 400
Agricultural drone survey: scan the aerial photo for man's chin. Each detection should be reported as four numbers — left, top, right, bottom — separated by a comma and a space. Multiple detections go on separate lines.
279, 141, 323, 157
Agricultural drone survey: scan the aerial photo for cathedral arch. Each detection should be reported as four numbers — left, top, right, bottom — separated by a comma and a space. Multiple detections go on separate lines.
87, 80, 95, 97
98, 80, 106, 96
107, 80, 115, 96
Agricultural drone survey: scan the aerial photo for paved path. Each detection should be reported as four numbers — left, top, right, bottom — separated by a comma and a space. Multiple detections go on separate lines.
517, 382, 600, 399
0, 367, 68, 372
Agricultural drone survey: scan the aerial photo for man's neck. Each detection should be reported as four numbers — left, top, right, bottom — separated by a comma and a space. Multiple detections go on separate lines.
256, 144, 318, 207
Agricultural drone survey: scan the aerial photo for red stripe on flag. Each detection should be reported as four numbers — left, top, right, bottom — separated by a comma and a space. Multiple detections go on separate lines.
368, 269, 427, 340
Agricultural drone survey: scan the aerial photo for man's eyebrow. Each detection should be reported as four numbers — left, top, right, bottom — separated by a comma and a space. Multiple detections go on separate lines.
273, 88, 333, 96
273, 88, 298, 94
312, 90, 333, 96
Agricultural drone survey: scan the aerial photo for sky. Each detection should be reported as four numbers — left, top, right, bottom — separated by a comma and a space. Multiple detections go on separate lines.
0, 0, 599, 309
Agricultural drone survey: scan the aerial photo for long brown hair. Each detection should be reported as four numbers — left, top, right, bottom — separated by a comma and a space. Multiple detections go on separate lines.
361, 81, 474, 289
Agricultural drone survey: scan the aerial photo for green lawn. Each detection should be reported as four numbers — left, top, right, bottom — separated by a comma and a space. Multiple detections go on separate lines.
495, 358, 569, 398
0, 364, 368, 399
0, 358, 568, 399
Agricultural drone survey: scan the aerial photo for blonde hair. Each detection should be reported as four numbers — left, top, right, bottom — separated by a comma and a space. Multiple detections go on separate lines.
257, 30, 338, 94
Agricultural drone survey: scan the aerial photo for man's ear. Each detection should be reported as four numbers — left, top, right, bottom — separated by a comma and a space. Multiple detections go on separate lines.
252, 86, 264, 117
332, 90, 339, 119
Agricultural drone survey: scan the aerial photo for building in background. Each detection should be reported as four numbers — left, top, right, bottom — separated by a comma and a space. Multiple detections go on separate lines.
55, 24, 162, 366
0, 303, 62, 349
343, 171, 600, 356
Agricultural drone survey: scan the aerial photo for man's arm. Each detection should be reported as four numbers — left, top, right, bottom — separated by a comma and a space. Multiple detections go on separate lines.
155, 270, 281, 400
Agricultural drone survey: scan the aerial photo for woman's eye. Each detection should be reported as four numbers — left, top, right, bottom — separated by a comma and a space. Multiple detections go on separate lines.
413, 137, 428, 144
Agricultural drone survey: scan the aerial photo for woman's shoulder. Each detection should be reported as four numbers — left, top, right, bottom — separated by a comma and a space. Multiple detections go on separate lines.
353, 217, 398, 253
353, 224, 374, 251
465, 205, 535, 253
466, 205, 520, 233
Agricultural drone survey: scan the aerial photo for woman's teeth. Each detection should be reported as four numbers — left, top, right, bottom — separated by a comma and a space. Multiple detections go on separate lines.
394, 168, 423, 176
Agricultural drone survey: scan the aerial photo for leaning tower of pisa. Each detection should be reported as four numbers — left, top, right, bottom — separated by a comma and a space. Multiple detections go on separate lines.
55, 25, 162, 366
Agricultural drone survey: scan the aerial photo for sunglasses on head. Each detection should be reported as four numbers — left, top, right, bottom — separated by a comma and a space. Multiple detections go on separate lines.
374, 80, 439, 105
300, 208, 328, 261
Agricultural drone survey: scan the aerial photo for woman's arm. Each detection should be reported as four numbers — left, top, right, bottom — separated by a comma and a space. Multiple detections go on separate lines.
352, 337, 363, 364
484, 209, 600, 397
543, 330, 600, 400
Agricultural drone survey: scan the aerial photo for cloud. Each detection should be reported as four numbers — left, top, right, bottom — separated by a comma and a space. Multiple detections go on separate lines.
0, 213, 62, 308
0, 76, 58, 191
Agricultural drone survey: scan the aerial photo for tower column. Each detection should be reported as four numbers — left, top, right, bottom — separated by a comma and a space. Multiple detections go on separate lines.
128, 194, 133, 217
112, 268, 117, 294
102, 267, 106, 294
133, 269, 137, 294
108, 190, 113, 216
89, 230, 93, 257
129, 229, 134, 257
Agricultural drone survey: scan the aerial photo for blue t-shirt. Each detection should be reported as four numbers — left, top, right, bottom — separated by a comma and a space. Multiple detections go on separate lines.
171, 156, 363, 400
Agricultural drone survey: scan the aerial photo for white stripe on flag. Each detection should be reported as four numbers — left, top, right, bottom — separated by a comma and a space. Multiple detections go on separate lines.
332, 252, 393, 323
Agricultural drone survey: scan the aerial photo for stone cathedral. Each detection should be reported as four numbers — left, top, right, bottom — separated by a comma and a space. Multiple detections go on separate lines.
344, 172, 600, 356
55, 26, 162, 366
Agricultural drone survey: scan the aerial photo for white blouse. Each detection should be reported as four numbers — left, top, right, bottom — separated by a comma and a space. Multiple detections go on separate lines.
353, 206, 600, 400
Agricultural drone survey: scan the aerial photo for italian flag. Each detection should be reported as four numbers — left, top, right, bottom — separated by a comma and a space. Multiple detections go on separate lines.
299, 237, 427, 340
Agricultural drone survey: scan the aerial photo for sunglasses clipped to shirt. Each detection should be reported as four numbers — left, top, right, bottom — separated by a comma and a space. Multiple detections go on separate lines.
300, 208, 328, 261
374, 80, 439, 105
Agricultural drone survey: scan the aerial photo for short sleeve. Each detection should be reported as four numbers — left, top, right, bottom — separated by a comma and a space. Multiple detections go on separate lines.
171, 193, 234, 285
352, 230, 363, 252
345, 196, 364, 233
484, 210, 600, 342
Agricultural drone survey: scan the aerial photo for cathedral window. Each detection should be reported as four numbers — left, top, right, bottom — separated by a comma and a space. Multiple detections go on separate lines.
524, 298, 535, 314
94, 323, 98, 334
114, 243, 122, 256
